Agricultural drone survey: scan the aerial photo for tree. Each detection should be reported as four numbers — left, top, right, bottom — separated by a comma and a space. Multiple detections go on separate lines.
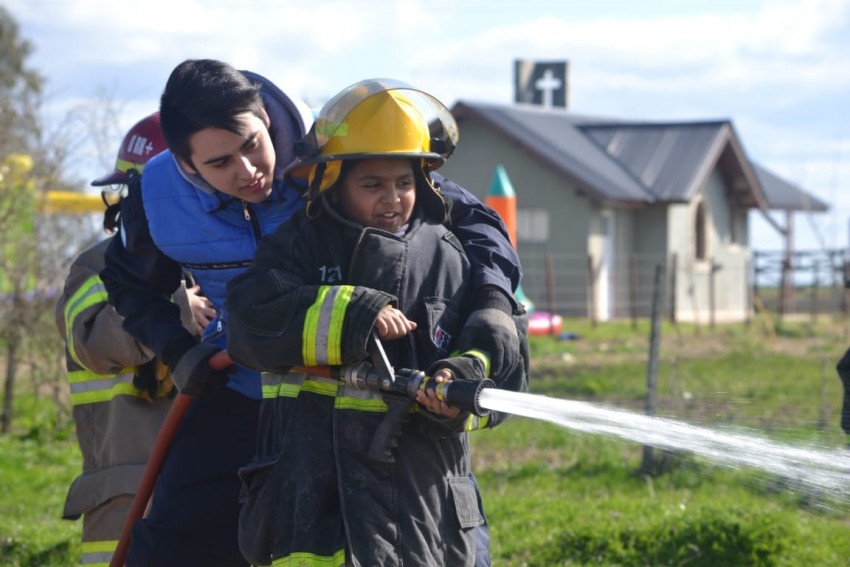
0, 7, 54, 434
0, 8, 132, 433
0, 6, 42, 158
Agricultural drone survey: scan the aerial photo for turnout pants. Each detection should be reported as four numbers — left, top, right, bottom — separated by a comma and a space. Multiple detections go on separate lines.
126, 387, 259, 567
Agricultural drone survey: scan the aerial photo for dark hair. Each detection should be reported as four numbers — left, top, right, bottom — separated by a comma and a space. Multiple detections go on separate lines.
159, 59, 266, 165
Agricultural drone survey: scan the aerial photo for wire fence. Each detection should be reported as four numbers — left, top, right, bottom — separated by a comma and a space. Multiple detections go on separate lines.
518, 248, 850, 324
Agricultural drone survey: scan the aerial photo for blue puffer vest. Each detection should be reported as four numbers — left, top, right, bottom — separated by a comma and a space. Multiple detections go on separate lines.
140, 70, 313, 399
143, 153, 305, 398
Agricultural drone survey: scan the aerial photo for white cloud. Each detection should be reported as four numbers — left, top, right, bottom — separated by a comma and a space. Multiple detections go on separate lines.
4, 0, 848, 251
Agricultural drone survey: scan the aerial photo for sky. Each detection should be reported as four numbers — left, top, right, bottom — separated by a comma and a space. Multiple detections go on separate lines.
5, 0, 849, 253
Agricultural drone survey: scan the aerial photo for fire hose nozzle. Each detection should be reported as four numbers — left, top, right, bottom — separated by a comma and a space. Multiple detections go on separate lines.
424, 376, 496, 417
341, 361, 495, 417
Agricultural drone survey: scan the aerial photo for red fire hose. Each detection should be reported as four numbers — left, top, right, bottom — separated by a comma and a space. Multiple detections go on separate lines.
110, 348, 482, 565
109, 352, 316, 567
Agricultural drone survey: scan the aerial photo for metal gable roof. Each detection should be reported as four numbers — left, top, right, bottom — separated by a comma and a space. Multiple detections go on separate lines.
452, 100, 822, 213
452, 101, 653, 204
580, 122, 729, 202
752, 162, 829, 212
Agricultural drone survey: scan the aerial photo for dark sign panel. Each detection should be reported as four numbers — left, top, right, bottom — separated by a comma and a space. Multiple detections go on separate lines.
514, 60, 569, 109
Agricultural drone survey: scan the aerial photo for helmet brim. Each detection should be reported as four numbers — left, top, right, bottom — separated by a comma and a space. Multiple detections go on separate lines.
90, 170, 129, 187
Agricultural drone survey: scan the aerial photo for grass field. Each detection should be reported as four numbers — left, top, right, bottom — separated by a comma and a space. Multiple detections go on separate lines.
2, 316, 850, 565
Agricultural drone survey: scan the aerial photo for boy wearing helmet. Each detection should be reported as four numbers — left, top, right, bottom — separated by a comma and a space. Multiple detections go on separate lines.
226, 80, 528, 566
55, 113, 211, 565
101, 60, 522, 566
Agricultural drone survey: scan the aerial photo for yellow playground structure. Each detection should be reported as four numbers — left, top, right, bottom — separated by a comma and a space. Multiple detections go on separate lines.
35, 191, 104, 215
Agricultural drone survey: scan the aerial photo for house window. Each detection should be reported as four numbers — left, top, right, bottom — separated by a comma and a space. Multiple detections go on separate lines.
694, 201, 707, 261
517, 208, 550, 243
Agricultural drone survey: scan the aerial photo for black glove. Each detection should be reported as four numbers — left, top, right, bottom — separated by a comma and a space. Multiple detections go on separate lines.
133, 359, 159, 400
457, 288, 519, 380
133, 358, 177, 401
836, 347, 850, 434
163, 334, 229, 397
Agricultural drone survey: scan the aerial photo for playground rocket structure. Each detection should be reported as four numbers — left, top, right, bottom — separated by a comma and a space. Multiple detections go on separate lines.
486, 164, 533, 311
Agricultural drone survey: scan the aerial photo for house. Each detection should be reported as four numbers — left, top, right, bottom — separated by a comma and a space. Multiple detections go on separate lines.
438, 101, 828, 323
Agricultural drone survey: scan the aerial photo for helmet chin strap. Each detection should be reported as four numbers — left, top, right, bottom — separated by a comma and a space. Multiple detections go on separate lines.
305, 161, 328, 219
308, 161, 327, 200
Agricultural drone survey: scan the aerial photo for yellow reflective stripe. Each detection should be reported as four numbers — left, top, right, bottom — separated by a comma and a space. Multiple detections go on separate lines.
271, 548, 347, 566
114, 157, 147, 175
259, 374, 397, 413
302, 287, 326, 364
465, 413, 491, 431
335, 395, 389, 413
262, 381, 307, 399
301, 378, 340, 397
68, 367, 133, 384
461, 349, 491, 377
81, 540, 117, 553
326, 286, 352, 365
302, 285, 353, 366
72, 383, 143, 405
68, 368, 148, 405
261, 374, 339, 400
261, 372, 305, 400
81, 539, 117, 566
64, 275, 109, 370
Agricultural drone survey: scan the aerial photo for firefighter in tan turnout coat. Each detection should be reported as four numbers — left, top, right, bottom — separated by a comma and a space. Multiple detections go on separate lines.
55, 113, 212, 566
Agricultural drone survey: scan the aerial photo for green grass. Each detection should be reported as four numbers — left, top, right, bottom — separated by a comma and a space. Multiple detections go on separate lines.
472, 317, 850, 565
475, 417, 850, 565
0, 395, 81, 566
3, 317, 850, 565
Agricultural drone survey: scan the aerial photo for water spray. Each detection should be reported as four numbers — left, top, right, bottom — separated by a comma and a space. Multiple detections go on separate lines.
478, 387, 850, 507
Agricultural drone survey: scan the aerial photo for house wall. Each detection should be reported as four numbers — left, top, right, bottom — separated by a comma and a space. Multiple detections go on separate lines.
625, 205, 669, 318
440, 119, 593, 315
668, 168, 751, 323
441, 121, 753, 323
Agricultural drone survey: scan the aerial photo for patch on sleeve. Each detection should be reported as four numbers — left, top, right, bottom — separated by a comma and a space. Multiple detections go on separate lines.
433, 325, 452, 355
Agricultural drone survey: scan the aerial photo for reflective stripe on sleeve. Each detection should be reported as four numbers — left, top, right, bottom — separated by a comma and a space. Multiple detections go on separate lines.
68, 368, 146, 405
64, 275, 109, 370
302, 285, 354, 366
461, 348, 491, 377
464, 413, 490, 431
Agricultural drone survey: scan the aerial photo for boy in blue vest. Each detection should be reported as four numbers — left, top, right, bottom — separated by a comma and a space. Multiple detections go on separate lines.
226, 79, 528, 566
101, 60, 522, 566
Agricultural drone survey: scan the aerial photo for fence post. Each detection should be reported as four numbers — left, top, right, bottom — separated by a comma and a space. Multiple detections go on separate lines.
709, 259, 717, 328
587, 254, 597, 327
752, 250, 760, 321
668, 253, 677, 325
811, 258, 820, 323
629, 254, 638, 329
545, 253, 556, 336
641, 264, 664, 474
841, 253, 850, 321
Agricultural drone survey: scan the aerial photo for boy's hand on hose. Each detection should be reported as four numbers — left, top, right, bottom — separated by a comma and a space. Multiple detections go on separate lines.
374, 305, 417, 340
419, 356, 487, 418
416, 368, 461, 418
